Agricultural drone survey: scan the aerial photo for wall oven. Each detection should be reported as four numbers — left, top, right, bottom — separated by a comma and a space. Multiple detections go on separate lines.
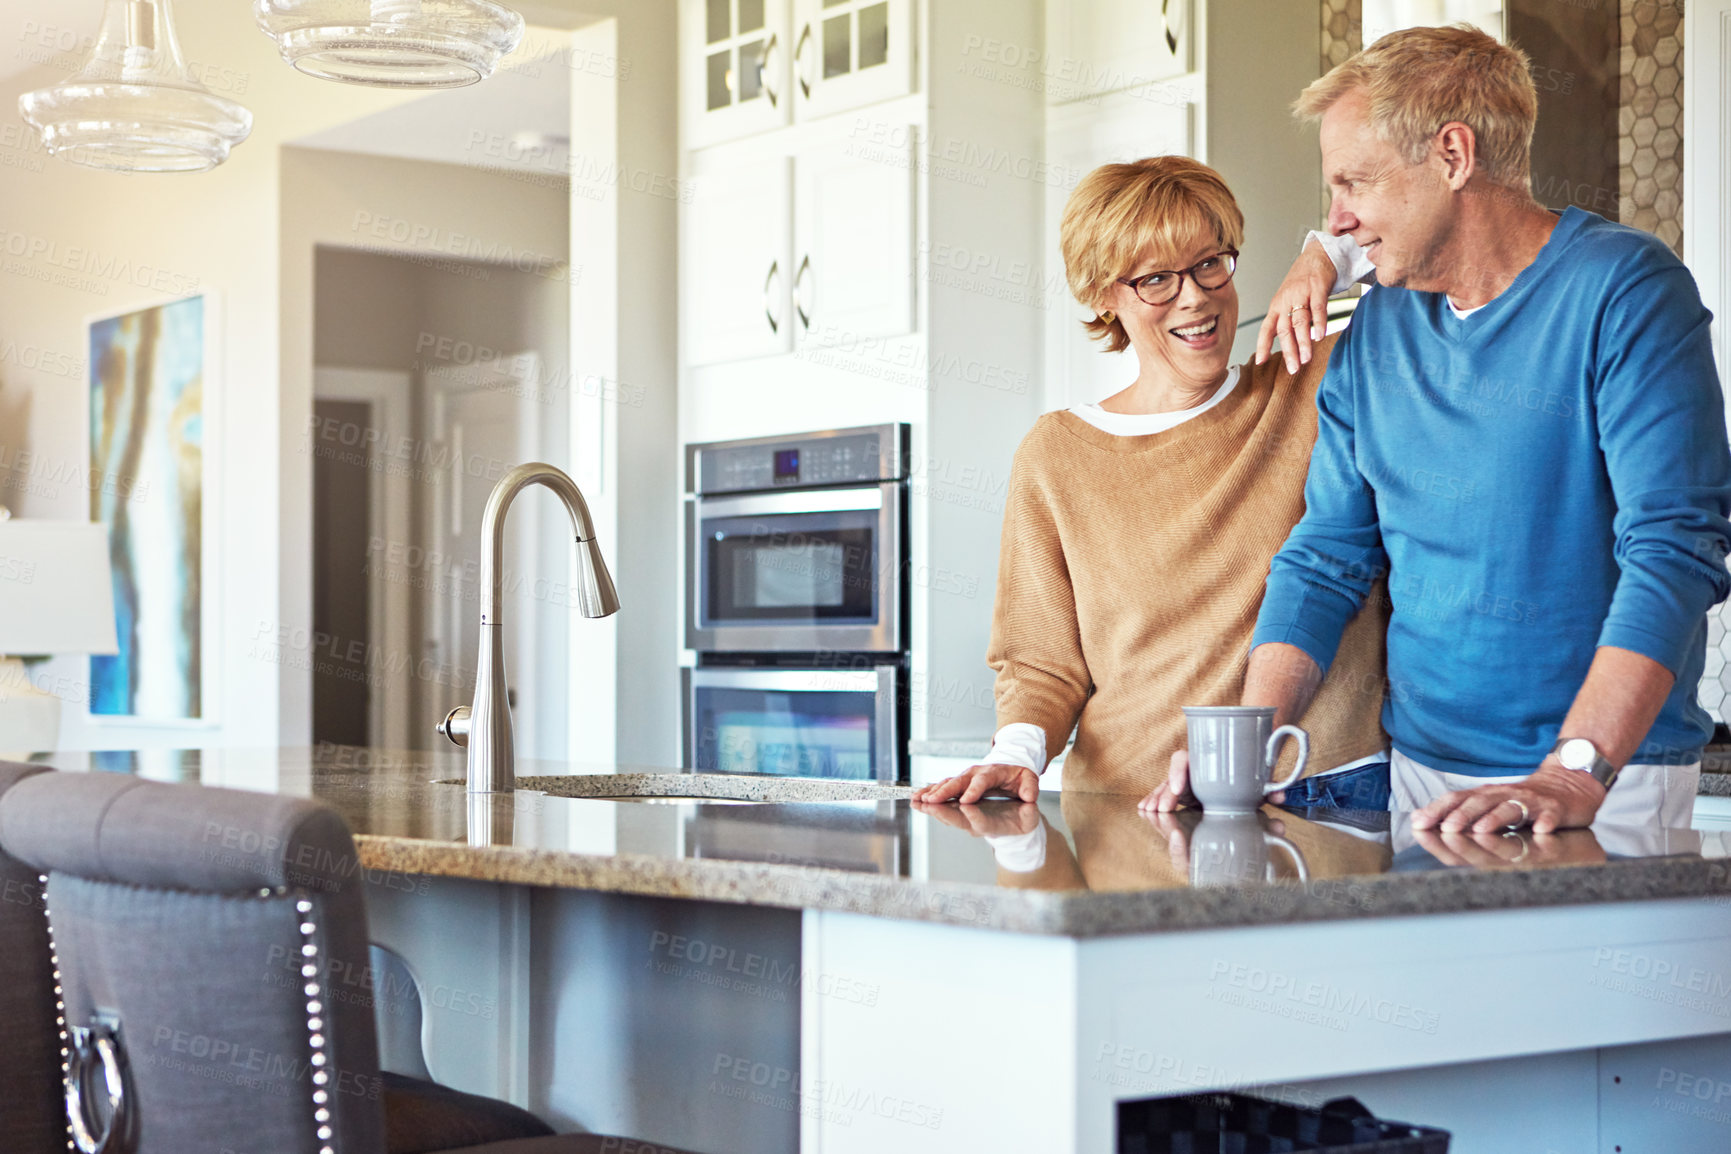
684, 424, 910, 783
686, 424, 907, 654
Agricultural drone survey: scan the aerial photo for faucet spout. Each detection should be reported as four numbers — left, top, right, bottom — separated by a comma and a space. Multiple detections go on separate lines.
451, 462, 619, 793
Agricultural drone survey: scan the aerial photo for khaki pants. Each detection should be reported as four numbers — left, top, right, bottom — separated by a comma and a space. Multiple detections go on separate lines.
1390, 749, 1699, 828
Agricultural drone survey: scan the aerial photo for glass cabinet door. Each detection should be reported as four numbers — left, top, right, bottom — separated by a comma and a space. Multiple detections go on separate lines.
791, 0, 913, 121
683, 0, 792, 148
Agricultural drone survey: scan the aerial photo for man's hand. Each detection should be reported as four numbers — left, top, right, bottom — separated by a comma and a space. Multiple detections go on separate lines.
1136, 748, 1289, 813
911, 762, 1040, 804
1411, 761, 1608, 834
1412, 825, 1608, 869
1255, 240, 1336, 373
1143, 806, 1200, 875
1138, 749, 1198, 813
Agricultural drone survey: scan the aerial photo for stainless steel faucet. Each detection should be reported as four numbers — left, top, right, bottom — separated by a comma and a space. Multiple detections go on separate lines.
437, 462, 619, 792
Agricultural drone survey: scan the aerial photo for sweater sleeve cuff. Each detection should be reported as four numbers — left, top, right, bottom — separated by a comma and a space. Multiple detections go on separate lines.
1597, 619, 1698, 678
1253, 578, 1353, 676
1598, 564, 1723, 676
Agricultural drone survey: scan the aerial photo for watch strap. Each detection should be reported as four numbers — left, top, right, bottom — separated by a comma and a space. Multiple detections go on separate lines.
1552, 738, 1620, 790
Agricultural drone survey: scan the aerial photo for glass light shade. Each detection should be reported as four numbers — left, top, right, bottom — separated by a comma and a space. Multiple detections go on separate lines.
18, 0, 253, 173
254, 0, 526, 88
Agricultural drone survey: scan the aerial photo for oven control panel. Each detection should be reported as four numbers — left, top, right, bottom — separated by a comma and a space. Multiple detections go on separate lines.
692, 424, 907, 494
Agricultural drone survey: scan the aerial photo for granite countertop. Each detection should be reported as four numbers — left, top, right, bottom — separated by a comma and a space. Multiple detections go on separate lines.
25, 746, 1731, 939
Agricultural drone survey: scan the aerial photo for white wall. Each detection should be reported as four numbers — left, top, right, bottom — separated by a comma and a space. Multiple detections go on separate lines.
0, 0, 424, 750
566, 5, 682, 769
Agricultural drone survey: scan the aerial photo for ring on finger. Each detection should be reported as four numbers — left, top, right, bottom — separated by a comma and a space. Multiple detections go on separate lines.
1501, 798, 1531, 831
1289, 303, 1310, 314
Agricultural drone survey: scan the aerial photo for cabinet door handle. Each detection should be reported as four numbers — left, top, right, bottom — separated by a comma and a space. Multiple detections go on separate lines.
794, 253, 813, 330
761, 32, 780, 107
794, 23, 814, 100
764, 259, 781, 334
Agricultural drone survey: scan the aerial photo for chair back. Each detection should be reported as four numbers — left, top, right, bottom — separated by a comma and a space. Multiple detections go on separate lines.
0, 761, 64, 1153
0, 772, 387, 1154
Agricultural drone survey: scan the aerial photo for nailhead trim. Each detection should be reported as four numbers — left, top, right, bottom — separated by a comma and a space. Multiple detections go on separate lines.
40, 875, 73, 1153
293, 894, 336, 1154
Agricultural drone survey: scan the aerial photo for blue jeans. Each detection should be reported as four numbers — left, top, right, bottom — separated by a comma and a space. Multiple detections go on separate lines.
1276, 760, 1391, 811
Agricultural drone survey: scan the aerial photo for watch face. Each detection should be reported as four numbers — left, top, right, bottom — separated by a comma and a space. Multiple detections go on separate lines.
1559, 737, 1597, 770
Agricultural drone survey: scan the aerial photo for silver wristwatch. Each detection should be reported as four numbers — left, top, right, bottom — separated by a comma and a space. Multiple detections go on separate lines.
1552, 736, 1620, 790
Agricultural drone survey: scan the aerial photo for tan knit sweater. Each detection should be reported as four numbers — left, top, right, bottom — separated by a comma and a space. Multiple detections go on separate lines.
988, 336, 1388, 795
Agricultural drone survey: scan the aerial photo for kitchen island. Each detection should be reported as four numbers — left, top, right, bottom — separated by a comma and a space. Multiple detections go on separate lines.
44, 746, 1731, 1153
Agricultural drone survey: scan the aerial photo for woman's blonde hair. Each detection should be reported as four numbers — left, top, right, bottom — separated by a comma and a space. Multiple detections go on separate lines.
1060, 155, 1244, 354
1295, 23, 1537, 192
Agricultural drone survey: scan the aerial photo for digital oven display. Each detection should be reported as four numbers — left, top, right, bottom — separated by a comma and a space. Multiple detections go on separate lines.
773, 449, 800, 482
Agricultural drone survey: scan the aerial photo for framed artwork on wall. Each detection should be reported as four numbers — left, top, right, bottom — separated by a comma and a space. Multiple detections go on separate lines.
86, 293, 217, 723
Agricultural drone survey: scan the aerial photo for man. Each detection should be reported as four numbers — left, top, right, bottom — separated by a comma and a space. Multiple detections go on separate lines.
1150, 24, 1731, 833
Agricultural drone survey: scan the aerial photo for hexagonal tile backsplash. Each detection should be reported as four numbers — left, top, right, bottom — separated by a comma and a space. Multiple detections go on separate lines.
1619, 0, 1683, 254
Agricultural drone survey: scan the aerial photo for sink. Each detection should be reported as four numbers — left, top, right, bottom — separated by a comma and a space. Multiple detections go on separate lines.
591, 795, 766, 805
523, 773, 909, 804
431, 772, 910, 805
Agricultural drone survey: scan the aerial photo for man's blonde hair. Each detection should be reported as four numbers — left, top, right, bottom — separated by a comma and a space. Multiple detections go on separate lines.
1060, 156, 1244, 354
1295, 24, 1537, 192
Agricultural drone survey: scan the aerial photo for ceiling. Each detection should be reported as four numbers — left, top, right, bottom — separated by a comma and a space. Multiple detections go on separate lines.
1, 0, 103, 84
4, 2, 579, 178
291, 28, 574, 178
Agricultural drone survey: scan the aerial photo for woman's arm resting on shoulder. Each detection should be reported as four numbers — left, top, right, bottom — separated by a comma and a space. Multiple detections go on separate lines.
1255, 232, 1372, 373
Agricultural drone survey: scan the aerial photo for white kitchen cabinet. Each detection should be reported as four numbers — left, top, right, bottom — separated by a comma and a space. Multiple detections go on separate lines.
682, 0, 792, 149
684, 125, 914, 366
682, 156, 795, 366
1044, 0, 1191, 104
791, 0, 915, 121
791, 124, 916, 347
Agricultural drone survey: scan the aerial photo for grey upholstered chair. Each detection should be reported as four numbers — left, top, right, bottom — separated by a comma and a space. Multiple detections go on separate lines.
0, 761, 64, 1154
0, 771, 702, 1154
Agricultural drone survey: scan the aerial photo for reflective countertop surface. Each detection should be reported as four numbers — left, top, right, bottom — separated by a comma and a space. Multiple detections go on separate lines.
24, 746, 1730, 937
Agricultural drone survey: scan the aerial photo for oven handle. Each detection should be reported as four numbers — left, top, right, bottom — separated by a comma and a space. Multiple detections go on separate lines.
689, 667, 887, 693
696, 485, 885, 519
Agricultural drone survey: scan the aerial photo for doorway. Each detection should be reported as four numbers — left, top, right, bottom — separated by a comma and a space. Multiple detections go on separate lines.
310, 247, 571, 757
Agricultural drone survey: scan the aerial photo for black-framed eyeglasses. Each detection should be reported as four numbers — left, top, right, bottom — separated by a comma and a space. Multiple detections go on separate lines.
1117, 249, 1239, 306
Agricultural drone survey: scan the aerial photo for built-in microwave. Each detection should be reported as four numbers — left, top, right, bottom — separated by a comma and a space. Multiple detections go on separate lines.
685, 424, 909, 655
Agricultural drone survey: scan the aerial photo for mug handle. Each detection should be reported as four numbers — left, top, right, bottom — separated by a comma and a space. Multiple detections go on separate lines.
1264, 834, 1310, 883
1263, 724, 1308, 794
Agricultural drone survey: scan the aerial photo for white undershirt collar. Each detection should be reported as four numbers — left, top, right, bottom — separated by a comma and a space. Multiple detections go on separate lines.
1068, 365, 1241, 436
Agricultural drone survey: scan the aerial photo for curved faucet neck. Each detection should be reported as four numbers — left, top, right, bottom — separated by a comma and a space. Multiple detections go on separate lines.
480, 463, 601, 625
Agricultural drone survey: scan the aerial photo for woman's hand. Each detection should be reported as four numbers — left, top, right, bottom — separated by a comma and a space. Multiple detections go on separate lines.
912, 798, 1042, 838
1255, 240, 1338, 373
1137, 749, 1199, 813
912, 762, 1040, 804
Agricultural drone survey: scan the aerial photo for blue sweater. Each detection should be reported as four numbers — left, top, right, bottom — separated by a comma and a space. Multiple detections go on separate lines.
1253, 208, 1731, 775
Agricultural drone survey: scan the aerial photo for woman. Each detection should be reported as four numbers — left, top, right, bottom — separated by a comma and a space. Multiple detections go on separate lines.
912, 156, 1388, 809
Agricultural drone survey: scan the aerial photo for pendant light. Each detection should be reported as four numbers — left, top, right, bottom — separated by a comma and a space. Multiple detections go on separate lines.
253, 0, 525, 88
18, 0, 253, 174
